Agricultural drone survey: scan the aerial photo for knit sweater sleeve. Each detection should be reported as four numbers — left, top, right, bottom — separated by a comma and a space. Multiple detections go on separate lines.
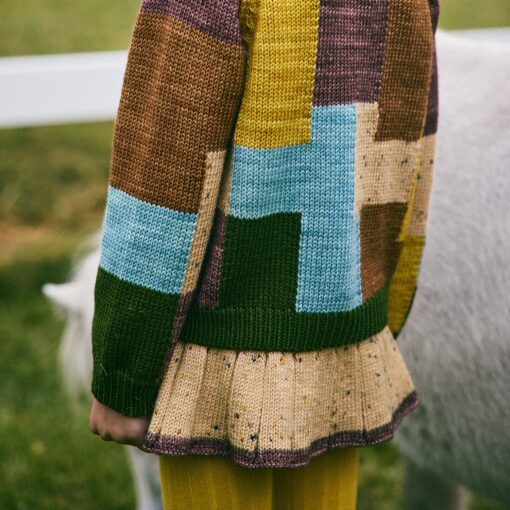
388, 0, 440, 338
90, 0, 246, 417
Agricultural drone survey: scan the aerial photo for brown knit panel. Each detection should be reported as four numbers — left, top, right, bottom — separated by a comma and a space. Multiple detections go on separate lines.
360, 202, 407, 301
375, 0, 433, 142
110, 12, 245, 213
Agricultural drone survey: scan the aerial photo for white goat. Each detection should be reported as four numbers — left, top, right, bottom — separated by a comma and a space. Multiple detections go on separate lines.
394, 30, 510, 510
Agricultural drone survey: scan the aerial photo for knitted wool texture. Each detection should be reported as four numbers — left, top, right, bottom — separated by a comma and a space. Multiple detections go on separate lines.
92, 0, 439, 425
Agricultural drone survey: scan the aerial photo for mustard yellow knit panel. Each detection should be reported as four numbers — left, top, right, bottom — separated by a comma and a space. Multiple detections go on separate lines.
235, 0, 320, 148
387, 235, 425, 332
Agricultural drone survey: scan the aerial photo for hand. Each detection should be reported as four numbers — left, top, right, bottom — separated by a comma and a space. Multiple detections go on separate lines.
89, 396, 150, 450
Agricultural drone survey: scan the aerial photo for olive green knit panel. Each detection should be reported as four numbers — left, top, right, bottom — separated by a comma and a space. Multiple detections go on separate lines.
218, 212, 301, 308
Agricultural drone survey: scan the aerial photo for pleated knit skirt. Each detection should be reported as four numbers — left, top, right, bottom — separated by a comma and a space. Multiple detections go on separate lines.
142, 325, 418, 468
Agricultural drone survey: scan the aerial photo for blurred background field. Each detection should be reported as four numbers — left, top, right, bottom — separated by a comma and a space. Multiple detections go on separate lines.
1, 1, 509, 508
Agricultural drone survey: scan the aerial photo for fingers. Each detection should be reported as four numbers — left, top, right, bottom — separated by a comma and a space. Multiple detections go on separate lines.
121, 435, 144, 449
93, 422, 146, 446
89, 396, 149, 448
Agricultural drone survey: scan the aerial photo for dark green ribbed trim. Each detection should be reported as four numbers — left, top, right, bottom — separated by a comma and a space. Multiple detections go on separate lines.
180, 283, 389, 352
91, 370, 161, 418
91, 267, 179, 417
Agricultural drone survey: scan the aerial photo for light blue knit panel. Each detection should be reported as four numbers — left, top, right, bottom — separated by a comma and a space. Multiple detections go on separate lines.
229, 104, 362, 313
99, 185, 197, 294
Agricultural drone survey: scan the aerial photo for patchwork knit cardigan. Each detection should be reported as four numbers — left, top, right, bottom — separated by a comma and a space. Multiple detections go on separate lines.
91, 0, 439, 467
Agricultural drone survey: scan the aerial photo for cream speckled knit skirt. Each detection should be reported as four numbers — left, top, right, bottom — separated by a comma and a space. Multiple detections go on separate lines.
142, 325, 418, 468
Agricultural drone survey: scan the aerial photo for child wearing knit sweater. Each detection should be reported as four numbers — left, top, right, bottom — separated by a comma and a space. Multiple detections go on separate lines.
89, 0, 439, 508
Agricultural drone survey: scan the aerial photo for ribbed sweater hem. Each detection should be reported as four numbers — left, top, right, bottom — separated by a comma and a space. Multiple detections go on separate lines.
179, 283, 389, 352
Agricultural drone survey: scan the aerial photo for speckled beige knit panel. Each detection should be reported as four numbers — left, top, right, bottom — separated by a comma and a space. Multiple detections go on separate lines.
354, 103, 421, 217
181, 150, 226, 294
217, 147, 234, 216
148, 325, 416, 451
407, 134, 436, 237
260, 351, 297, 450
384, 327, 416, 403
159, 343, 208, 439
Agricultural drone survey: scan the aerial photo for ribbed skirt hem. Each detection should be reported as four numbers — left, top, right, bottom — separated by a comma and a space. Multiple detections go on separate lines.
143, 390, 418, 468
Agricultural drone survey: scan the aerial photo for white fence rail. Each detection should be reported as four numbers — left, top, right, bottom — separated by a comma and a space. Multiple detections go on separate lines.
0, 28, 509, 129
0, 51, 127, 127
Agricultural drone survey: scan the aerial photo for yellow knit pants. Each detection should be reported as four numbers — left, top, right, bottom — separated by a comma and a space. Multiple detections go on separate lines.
159, 447, 359, 510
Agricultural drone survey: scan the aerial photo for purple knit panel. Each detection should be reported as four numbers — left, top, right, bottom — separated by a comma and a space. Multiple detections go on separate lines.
196, 208, 227, 309
313, 0, 390, 105
170, 291, 195, 343
423, 1, 440, 136
141, 0, 242, 44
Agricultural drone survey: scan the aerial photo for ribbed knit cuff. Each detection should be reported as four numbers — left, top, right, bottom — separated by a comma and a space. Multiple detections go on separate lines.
91, 366, 160, 418
91, 267, 181, 417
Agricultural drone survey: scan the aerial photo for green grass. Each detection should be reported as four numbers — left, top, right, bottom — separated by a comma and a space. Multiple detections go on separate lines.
439, 0, 510, 30
0, 0, 139, 57
1, 0, 509, 508
0, 254, 134, 510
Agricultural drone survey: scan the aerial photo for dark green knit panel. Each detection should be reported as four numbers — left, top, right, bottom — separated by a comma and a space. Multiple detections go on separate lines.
181, 283, 389, 352
219, 212, 301, 308
91, 267, 180, 417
